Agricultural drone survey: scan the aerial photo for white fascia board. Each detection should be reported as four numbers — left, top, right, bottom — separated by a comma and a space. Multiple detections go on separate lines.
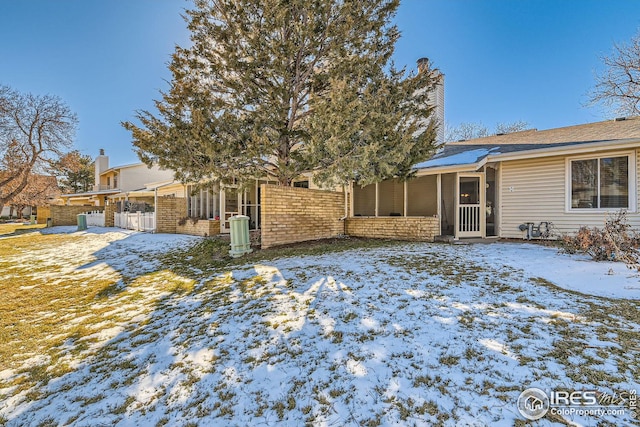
142, 179, 177, 190
414, 161, 486, 176
60, 189, 119, 197
100, 162, 146, 176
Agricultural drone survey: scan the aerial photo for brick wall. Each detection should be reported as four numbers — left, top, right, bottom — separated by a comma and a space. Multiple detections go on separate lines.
104, 204, 116, 227
261, 185, 345, 249
50, 206, 104, 226
156, 196, 187, 234
345, 217, 439, 241
177, 219, 220, 237
37, 207, 51, 225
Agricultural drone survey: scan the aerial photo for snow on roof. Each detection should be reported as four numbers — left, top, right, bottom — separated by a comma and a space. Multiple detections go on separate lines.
413, 147, 499, 169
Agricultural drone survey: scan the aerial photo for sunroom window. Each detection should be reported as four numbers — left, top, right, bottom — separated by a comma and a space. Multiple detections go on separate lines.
187, 184, 220, 219
570, 155, 629, 209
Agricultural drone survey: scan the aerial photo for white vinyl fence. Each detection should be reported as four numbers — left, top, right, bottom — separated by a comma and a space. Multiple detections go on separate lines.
85, 210, 105, 227
114, 211, 156, 232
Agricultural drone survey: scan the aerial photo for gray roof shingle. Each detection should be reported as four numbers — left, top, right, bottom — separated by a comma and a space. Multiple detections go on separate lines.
415, 117, 640, 169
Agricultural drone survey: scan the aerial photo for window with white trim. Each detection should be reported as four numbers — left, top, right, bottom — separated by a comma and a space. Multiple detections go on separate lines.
570, 155, 630, 209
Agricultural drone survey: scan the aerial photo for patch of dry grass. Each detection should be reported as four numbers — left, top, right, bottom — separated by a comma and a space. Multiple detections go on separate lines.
0, 231, 197, 397
0, 223, 46, 236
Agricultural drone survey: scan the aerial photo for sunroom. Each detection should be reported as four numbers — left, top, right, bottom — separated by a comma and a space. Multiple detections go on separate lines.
348, 146, 500, 240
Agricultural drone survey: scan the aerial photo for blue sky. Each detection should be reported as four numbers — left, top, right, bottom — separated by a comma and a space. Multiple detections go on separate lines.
1, 0, 640, 166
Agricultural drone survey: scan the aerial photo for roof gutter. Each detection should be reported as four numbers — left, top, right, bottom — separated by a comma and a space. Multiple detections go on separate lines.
414, 156, 489, 176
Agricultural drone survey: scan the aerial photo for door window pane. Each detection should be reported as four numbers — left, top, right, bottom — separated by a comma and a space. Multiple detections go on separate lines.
459, 177, 479, 204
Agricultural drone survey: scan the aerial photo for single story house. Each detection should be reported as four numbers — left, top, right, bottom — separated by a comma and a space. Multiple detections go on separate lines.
350, 117, 640, 240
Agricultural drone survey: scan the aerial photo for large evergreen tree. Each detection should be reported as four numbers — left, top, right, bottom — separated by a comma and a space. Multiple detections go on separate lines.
123, 0, 439, 187
51, 150, 94, 193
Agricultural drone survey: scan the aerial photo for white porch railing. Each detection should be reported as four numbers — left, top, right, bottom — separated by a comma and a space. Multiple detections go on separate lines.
458, 204, 481, 234
114, 211, 156, 232
85, 210, 105, 227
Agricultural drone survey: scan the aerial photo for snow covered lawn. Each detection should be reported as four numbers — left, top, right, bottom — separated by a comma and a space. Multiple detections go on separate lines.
0, 228, 638, 426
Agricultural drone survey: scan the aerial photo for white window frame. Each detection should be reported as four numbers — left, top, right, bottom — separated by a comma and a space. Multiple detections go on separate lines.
565, 151, 636, 213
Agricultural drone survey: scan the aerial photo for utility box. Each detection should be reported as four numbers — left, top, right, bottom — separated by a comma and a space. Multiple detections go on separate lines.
29, 215, 36, 225
229, 215, 252, 258
77, 214, 87, 231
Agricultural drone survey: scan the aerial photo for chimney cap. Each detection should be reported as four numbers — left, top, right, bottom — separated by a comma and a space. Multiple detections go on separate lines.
417, 57, 430, 70
99, 148, 105, 156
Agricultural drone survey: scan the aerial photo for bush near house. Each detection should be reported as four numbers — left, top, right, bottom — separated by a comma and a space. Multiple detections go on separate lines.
561, 210, 640, 271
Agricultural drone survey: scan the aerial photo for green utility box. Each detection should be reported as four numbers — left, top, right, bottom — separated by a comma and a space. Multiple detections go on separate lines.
77, 214, 87, 231
30, 215, 36, 225
229, 215, 252, 258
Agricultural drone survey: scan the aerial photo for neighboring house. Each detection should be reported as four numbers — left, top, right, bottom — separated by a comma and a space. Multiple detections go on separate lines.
60, 149, 175, 207
60, 149, 322, 235
350, 117, 640, 240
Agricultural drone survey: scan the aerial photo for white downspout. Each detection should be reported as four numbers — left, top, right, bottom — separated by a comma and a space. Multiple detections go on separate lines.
153, 187, 158, 233
343, 185, 348, 218
375, 182, 379, 217
436, 174, 442, 235
403, 180, 408, 217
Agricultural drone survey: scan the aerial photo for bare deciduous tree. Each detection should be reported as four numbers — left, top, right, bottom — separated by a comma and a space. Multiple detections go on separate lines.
0, 85, 77, 213
495, 120, 530, 135
445, 122, 489, 141
445, 120, 529, 142
4, 174, 59, 218
590, 30, 640, 116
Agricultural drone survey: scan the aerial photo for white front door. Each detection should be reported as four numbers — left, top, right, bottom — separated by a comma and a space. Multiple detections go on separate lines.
456, 173, 484, 238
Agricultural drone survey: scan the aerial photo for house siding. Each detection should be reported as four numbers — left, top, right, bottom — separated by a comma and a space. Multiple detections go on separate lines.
157, 183, 186, 198
500, 149, 640, 238
118, 165, 174, 192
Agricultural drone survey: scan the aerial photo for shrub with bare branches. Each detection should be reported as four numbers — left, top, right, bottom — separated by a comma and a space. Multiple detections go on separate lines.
560, 211, 640, 271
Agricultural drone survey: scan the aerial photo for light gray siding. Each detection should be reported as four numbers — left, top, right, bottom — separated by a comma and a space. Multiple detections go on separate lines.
500, 149, 640, 238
